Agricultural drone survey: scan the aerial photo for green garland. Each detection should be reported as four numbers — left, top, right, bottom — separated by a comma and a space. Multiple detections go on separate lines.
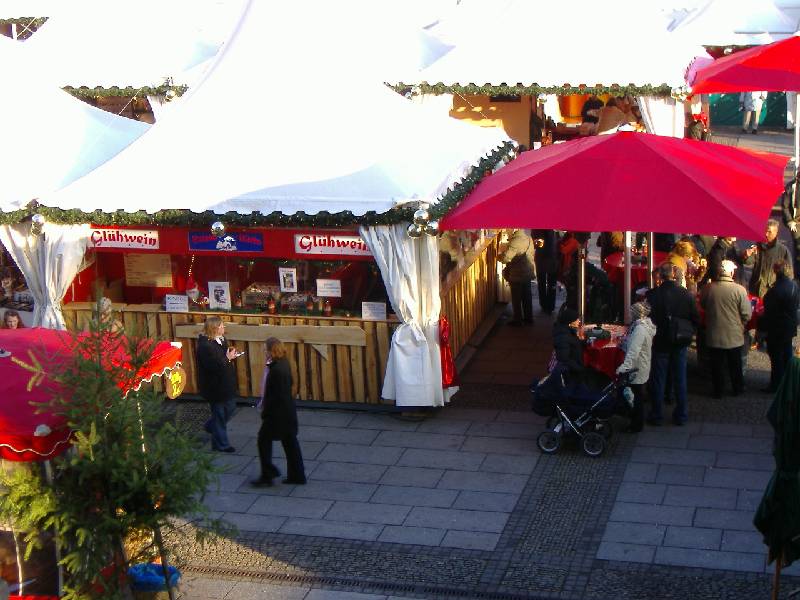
0, 141, 515, 227
392, 82, 674, 98
64, 84, 188, 99
0, 17, 47, 27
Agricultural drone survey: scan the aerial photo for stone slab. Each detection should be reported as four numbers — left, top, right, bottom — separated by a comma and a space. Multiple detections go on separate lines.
248, 495, 333, 519
347, 413, 421, 431
453, 490, 519, 512
623, 463, 658, 483
279, 518, 383, 541
602, 522, 666, 546
616, 482, 667, 504
479, 453, 539, 475
635, 431, 691, 449
379, 466, 444, 488
715, 452, 774, 471
221, 512, 287, 533
461, 436, 537, 456
663, 525, 722, 550
416, 419, 472, 435
212, 473, 248, 493
689, 435, 772, 455
437, 470, 528, 494
494, 410, 544, 424
466, 422, 538, 439
177, 575, 236, 599
596, 541, 655, 564
721, 530, 764, 553
699, 423, 753, 437
655, 464, 707, 486
437, 408, 500, 422
441, 530, 500, 551
225, 581, 309, 599
631, 447, 716, 467
297, 410, 355, 428
405, 506, 509, 533
663, 485, 738, 509
397, 448, 486, 471
310, 462, 388, 484
325, 500, 411, 525
299, 425, 378, 446
609, 502, 695, 527
372, 430, 466, 451
203, 492, 258, 513
372, 485, 458, 508
317, 443, 404, 466
305, 591, 387, 600
654, 546, 765, 573
703, 468, 772, 491
737, 489, 765, 511
694, 508, 758, 531
290, 481, 378, 502
378, 525, 446, 547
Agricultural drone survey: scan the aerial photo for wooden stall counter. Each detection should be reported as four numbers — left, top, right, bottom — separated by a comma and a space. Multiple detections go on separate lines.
62, 303, 399, 404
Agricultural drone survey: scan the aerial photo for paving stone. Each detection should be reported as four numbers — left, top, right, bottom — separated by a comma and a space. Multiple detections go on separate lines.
211, 453, 256, 474
663, 485, 737, 509
299, 425, 378, 445
703, 468, 772, 490
721, 529, 764, 553
203, 492, 258, 513
461, 436, 537, 456
453, 490, 519, 512
279, 518, 383, 541
317, 443, 404, 466
267, 440, 326, 461
441, 530, 500, 551
347, 413, 421, 432
466, 422, 538, 439
616, 482, 666, 504
623, 463, 658, 483
416, 419, 472, 434
663, 526, 722, 550
715, 452, 774, 471
305, 591, 387, 600
737, 489, 765, 511
379, 466, 444, 488
290, 481, 377, 502
655, 464, 707, 485
654, 546, 765, 573
635, 431, 691, 449
178, 575, 236, 599
248, 495, 333, 519
310, 462, 388, 484
297, 410, 355, 428
631, 446, 716, 466
325, 501, 411, 525
694, 508, 758, 531
371, 485, 458, 508
224, 582, 309, 599
405, 506, 509, 533
699, 423, 753, 437
437, 408, 500, 422
372, 430, 465, 450
438, 470, 528, 494
602, 522, 666, 546
378, 525, 446, 546
689, 435, 772, 455
397, 448, 485, 471
479, 453, 539, 475
494, 410, 543, 424
609, 502, 695, 526
221, 512, 287, 533
212, 473, 248, 493
596, 541, 655, 564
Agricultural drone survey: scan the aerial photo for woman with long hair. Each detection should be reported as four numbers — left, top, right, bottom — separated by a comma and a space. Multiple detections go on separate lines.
196, 316, 239, 453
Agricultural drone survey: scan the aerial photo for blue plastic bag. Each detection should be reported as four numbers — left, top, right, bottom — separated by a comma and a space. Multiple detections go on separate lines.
128, 563, 181, 592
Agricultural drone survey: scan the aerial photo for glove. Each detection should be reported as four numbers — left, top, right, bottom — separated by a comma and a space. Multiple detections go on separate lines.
790, 221, 798, 234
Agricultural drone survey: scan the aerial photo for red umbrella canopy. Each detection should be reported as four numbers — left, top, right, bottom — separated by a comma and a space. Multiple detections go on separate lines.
440, 132, 788, 239
691, 35, 800, 93
0, 328, 182, 462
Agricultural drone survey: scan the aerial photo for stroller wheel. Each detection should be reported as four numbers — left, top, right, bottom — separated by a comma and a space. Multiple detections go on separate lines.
595, 420, 613, 440
581, 432, 606, 458
537, 430, 561, 454
546, 415, 561, 430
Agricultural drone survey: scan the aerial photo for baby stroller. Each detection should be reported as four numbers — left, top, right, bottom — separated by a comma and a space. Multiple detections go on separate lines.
531, 366, 634, 457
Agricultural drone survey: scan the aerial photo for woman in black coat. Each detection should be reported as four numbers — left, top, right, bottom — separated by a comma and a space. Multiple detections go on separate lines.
552, 306, 586, 385
196, 316, 239, 453
251, 337, 306, 487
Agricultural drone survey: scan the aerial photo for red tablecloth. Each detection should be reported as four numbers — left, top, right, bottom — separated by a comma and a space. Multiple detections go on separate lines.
698, 293, 763, 331
582, 324, 627, 379
603, 251, 669, 288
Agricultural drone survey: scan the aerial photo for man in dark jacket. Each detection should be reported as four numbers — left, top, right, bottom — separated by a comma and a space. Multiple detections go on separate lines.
744, 219, 794, 298
759, 260, 800, 392
532, 229, 558, 314
552, 306, 585, 385
196, 316, 239, 453
705, 236, 741, 283
646, 263, 700, 425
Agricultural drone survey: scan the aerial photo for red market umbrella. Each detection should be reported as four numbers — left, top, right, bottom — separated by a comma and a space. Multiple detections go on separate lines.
0, 328, 182, 462
690, 35, 800, 94
440, 132, 788, 239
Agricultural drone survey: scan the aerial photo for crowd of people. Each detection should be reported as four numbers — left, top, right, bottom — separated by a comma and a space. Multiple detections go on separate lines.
504, 219, 800, 431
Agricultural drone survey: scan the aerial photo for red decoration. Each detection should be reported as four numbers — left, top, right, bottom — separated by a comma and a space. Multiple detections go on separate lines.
439, 316, 459, 388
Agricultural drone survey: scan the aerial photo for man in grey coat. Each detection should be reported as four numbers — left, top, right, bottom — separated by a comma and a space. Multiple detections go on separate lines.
700, 260, 752, 398
744, 219, 794, 299
501, 229, 535, 325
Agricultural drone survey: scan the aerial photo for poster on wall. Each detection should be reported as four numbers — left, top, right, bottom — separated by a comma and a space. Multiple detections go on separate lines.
208, 281, 232, 311
278, 267, 298, 293
361, 302, 387, 320
123, 253, 173, 287
316, 279, 342, 298
165, 294, 189, 313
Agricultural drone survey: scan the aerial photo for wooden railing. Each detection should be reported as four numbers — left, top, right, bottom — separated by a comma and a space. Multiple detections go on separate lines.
440, 237, 500, 358
62, 304, 398, 404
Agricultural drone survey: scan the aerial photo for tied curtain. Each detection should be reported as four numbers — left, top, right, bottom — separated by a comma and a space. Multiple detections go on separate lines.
0, 223, 90, 329
360, 224, 451, 407
637, 96, 685, 137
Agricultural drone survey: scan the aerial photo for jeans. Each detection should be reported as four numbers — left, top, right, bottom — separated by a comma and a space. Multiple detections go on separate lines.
767, 336, 794, 391
649, 347, 688, 424
535, 267, 557, 313
205, 398, 236, 450
510, 280, 533, 322
709, 346, 744, 397
257, 427, 306, 483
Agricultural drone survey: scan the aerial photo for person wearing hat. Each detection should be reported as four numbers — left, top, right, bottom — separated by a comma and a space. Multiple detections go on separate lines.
700, 260, 752, 398
616, 301, 657, 432
552, 306, 586, 385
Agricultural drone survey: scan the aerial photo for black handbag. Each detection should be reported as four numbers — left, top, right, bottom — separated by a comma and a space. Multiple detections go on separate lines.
663, 288, 695, 347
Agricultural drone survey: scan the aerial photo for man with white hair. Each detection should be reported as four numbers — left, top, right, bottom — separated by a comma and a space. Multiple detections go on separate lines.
700, 260, 752, 399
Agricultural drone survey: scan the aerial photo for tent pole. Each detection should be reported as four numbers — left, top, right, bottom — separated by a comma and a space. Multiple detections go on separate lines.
578, 242, 586, 324
772, 550, 782, 600
648, 232, 655, 289
624, 232, 632, 324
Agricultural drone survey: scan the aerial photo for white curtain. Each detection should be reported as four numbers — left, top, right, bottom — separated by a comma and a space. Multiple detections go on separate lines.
637, 96, 685, 137
360, 224, 449, 407
0, 223, 90, 329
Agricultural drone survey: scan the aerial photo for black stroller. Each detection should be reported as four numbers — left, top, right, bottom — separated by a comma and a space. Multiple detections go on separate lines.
531, 366, 634, 457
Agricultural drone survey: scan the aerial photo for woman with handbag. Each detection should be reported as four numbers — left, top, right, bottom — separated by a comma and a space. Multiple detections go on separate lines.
500, 229, 535, 325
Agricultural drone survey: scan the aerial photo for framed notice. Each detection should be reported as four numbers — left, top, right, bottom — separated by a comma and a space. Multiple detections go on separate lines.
361, 302, 387, 320
208, 281, 232, 311
123, 253, 173, 287
316, 278, 342, 298
279, 267, 298, 292
165, 294, 189, 313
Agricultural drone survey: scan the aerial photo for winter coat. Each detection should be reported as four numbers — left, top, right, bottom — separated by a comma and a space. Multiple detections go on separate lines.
760, 273, 800, 341
552, 322, 585, 379
746, 240, 794, 298
706, 238, 740, 282
532, 229, 557, 273
196, 334, 237, 403
617, 317, 656, 385
647, 280, 700, 352
700, 276, 752, 349
259, 357, 298, 440
501, 229, 535, 282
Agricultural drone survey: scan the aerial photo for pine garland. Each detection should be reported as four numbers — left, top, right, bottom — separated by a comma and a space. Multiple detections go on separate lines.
392, 82, 674, 98
64, 84, 188, 99
0, 141, 515, 227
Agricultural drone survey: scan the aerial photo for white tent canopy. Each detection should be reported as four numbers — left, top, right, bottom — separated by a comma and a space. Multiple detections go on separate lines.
668, 0, 799, 45
0, 36, 149, 211
39, 1, 507, 217
416, 0, 703, 88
